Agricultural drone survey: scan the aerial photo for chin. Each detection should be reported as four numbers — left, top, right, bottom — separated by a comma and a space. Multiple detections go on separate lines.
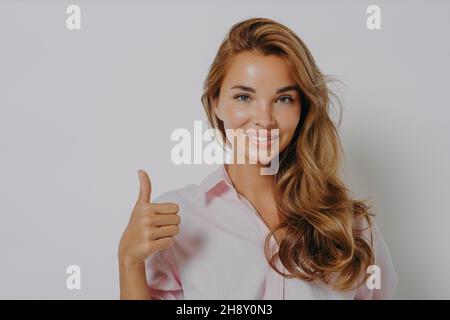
246, 148, 280, 165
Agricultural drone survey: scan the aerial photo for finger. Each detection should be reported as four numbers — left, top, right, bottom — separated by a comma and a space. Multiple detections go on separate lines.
150, 225, 180, 240
152, 237, 174, 251
145, 213, 180, 227
150, 202, 179, 214
137, 169, 152, 204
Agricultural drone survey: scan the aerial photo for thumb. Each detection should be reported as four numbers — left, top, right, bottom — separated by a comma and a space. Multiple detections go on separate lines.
136, 169, 152, 204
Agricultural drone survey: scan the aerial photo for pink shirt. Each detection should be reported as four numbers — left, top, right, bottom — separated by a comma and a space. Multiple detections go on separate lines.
145, 165, 398, 299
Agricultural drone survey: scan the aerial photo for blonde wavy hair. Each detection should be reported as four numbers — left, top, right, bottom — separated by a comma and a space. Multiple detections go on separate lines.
201, 17, 375, 290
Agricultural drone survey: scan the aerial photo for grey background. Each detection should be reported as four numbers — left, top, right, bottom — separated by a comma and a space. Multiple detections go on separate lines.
1, 0, 449, 299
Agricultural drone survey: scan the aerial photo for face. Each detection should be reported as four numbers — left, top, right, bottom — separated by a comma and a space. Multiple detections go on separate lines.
214, 51, 301, 166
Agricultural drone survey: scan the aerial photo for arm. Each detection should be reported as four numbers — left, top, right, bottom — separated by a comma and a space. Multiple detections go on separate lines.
119, 259, 152, 300
118, 169, 180, 300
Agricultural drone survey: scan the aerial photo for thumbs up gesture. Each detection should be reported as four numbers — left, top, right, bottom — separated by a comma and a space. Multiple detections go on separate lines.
118, 169, 181, 266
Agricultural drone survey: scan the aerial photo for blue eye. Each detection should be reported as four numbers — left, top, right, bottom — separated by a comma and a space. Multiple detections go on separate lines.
234, 94, 252, 103
277, 96, 294, 104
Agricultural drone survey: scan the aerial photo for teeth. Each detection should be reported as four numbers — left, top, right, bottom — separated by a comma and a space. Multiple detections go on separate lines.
245, 133, 277, 140
244, 129, 279, 142
248, 135, 277, 142
250, 136, 268, 141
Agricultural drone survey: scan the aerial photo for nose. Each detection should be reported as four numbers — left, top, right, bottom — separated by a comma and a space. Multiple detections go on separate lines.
252, 101, 275, 128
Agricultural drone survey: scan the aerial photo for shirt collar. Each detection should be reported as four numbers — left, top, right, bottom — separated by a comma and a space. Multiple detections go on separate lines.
198, 164, 235, 195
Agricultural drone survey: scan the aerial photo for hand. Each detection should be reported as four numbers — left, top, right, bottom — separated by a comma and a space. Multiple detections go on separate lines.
118, 169, 181, 267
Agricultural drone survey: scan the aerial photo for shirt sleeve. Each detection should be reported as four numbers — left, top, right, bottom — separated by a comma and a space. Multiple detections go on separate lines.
354, 219, 398, 299
144, 244, 184, 300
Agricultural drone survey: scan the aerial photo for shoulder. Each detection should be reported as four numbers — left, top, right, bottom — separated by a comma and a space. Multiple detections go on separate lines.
153, 185, 194, 201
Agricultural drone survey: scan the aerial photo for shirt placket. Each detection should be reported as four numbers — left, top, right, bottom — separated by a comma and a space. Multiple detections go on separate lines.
235, 193, 285, 300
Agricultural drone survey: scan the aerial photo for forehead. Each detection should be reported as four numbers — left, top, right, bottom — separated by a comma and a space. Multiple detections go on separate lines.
222, 51, 294, 90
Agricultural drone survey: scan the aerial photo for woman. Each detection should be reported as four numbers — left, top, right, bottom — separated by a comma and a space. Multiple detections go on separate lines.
118, 17, 398, 299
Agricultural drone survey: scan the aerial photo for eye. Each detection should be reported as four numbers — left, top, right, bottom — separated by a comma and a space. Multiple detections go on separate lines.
277, 96, 295, 104
234, 94, 252, 103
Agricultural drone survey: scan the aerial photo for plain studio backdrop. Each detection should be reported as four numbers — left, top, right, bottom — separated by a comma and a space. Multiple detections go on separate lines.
1, 0, 449, 299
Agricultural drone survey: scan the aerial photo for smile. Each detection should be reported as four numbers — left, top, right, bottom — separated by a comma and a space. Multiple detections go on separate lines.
244, 130, 280, 147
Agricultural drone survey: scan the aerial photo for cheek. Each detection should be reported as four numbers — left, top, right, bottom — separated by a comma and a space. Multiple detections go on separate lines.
277, 108, 301, 138
221, 104, 251, 129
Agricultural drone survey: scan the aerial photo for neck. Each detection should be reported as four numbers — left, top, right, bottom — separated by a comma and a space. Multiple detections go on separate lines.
225, 163, 276, 200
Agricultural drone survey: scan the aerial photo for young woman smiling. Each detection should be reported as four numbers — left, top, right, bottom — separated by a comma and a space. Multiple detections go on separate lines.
118, 17, 397, 300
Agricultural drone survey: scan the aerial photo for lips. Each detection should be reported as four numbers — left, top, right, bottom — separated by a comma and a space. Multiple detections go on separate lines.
244, 129, 279, 147
244, 129, 279, 140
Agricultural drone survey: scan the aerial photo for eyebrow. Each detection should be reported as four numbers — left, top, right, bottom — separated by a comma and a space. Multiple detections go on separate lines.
230, 84, 300, 94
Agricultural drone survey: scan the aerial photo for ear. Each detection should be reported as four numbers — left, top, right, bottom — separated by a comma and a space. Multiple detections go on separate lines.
213, 98, 223, 121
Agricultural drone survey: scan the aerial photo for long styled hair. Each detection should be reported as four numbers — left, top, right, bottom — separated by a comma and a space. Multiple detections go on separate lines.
201, 17, 374, 290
